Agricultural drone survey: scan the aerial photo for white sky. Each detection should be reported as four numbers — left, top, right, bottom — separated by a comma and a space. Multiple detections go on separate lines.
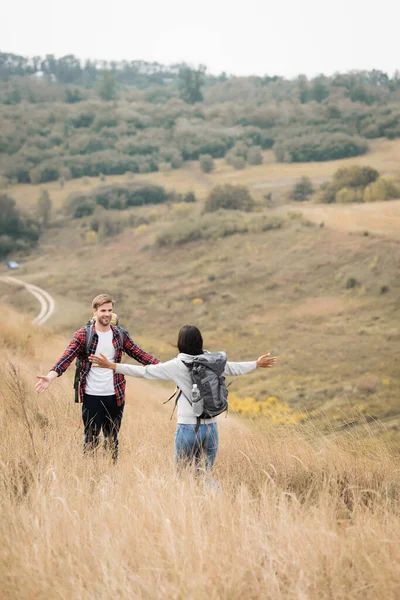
2, 0, 400, 78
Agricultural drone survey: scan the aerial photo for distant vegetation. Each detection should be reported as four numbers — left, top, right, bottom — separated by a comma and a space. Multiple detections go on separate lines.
0, 194, 40, 257
156, 211, 283, 247
1, 51, 400, 185
312, 166, 400, 204
64, 182, 170, 217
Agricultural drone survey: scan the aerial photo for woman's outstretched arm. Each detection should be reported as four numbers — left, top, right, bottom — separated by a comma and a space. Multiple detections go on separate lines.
89, 353, 175, 381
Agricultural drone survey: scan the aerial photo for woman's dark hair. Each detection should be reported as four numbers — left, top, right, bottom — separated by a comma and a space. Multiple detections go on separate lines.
177, 325, 203, 355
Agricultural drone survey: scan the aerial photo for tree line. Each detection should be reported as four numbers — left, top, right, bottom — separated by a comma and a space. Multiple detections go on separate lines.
1, 51, 400, 185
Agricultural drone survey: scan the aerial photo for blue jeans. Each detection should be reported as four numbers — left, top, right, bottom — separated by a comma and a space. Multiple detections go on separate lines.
174, 423, 219, 472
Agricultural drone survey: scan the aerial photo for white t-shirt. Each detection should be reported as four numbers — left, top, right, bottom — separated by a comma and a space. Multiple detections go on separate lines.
85, 329, 116, 396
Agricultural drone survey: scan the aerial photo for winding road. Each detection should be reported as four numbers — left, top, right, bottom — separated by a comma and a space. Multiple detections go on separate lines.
0, 276, 55, 325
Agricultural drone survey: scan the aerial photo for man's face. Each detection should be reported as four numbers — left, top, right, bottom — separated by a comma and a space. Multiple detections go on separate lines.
93, 302, 113, 327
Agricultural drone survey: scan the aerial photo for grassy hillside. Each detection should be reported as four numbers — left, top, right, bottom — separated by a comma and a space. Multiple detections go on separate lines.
7, 137, 400, 212
1, 308, 400, 599
1, 165, 399, 437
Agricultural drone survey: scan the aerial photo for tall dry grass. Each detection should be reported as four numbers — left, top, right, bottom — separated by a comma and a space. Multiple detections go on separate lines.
1, 312, 400, 599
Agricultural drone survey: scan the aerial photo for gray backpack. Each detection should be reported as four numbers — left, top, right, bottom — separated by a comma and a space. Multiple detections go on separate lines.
183, 352, 229, 428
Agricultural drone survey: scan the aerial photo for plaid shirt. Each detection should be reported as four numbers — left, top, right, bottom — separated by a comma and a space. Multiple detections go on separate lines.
51, 324, 159, 406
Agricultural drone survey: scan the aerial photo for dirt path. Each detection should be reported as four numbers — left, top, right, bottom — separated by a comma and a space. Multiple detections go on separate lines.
0, 276, 55, 324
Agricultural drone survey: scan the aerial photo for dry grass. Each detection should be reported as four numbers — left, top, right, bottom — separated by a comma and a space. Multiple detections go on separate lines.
1, 318, 400, 599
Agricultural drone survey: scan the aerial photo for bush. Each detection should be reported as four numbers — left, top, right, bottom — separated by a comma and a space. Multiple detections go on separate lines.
29, 162, 60, 184
204, 184, 255, 213
91, 211, 148, 239
0, 194, 40, 257
247, 147, 263, 165
199, 154, 215, 173
63, 191, 95, 217
336, 187, 364, 203
64, 151, 143, 179
64, 183, 169, 216
290, 177, 314, 202
332, 166, 379, 189
225, 153, 246, 170
156, 211, 283, 247
68, 135, 107, 155
274, 133, 368, 163
314, 165, 383, 204
363, 178, 400, 202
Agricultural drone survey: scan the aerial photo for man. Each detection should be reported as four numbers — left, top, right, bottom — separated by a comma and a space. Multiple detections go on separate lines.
36, 293, 159, 461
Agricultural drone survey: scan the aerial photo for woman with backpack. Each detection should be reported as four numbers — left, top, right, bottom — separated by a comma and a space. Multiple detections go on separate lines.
89, 324, 277, 472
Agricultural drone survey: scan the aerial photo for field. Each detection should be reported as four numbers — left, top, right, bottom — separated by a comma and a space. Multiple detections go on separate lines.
1, 136, 400, 436
1, 310, 400, 599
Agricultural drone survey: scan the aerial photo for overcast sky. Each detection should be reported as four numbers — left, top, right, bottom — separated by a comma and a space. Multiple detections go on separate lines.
2, 0, 400, 78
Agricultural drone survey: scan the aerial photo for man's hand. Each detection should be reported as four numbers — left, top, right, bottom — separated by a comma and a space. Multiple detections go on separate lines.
256, 353, 278, 368
35, 376, 53, 393
89, 353, 116, 370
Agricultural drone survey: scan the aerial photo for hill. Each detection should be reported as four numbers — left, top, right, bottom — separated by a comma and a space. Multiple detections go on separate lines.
1, 150, 399, 437
1, 307, 400, 599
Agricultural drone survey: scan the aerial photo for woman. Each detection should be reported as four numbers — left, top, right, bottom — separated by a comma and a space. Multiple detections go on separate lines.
89, 325, 277, 472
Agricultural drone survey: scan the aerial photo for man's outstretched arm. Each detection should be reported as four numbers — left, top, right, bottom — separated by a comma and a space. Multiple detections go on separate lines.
122, 332, 159, 365
35, 332, 84, 393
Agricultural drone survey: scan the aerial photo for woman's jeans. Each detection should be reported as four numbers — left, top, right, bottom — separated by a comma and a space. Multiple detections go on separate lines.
175, 423, 219, 472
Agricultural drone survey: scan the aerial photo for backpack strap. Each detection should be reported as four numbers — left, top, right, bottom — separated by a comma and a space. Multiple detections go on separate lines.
73, 322, 93, 403
163, 387, 182, 420
85, 322, 95, 355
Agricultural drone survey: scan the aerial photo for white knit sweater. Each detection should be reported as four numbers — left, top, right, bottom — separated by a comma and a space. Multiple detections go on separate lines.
115, 352, 257, 424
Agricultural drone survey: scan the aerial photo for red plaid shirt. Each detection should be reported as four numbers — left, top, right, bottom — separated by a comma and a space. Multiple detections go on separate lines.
51, 324, 159, 406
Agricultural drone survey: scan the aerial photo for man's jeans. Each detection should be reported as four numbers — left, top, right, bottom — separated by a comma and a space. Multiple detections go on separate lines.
82, 393, 124, 462
174, 423, 219, 472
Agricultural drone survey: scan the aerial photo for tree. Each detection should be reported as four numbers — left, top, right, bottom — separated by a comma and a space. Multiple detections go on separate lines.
178, 65, 206, 104
0, 194, 40, 257
97, 72, 117, 101
332, 166, 379, 189
290, 177, 314, 202
204, 184, 255, 212
199, 154, 215, 173
297, 75, 310, 104
311, 79, 329, 103
37, 189, 52, 227
247, 147, 263, 165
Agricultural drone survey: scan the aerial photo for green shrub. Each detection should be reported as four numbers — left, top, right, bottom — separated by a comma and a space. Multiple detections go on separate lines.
332, 166, 379, 189
68, 134, 107, 155
247, 146, 263, 165
64, 183, 168, 216
0, 194, 40, 257
290, 177, 314, 201
64, 151, 143, 178
225, 153, 246, 170
29, 162, 60, 184
273, 133, 368, 163
204, 184, 255, 212
199, 154, 215, 173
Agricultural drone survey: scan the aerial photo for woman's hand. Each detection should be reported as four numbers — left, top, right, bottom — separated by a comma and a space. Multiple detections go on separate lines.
256, 353, 278, 368
89, 353, 116, 370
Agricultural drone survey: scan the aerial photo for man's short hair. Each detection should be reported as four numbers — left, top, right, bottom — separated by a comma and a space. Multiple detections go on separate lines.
92, 294, 114, 310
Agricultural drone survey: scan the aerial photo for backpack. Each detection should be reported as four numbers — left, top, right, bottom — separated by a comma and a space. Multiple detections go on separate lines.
183, 352, 229, 430
73, 316, 125, 402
